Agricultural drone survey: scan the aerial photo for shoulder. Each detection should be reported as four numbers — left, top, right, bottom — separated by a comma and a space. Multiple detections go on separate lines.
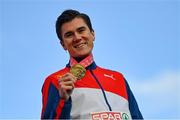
42, 67, 69, 92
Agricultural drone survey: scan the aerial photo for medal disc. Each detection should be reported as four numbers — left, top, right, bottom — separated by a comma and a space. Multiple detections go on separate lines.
70, 64, 86, 79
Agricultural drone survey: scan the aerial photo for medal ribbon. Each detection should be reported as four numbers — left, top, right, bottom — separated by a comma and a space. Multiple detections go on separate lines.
70, 53, 94, 68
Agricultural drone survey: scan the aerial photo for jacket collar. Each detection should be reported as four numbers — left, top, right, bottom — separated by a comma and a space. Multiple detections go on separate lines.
66, 61, 97, 70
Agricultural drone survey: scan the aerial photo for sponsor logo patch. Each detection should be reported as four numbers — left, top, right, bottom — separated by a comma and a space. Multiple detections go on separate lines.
91, 111, 130, 120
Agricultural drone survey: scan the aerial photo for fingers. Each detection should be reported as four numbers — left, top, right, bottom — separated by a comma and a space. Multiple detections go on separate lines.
60, 72, 77, 83
60, 81, 75, 90
58, 72, 77, 100
59, 73, 77, 90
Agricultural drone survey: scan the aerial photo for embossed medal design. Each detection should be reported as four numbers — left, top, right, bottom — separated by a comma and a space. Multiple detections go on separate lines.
70, 64, 86, 80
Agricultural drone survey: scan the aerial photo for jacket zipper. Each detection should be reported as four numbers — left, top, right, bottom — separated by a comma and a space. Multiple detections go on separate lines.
90, 70, 112, 111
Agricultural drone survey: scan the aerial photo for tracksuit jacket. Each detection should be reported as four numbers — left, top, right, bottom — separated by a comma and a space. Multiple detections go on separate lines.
41, 62, 143, 119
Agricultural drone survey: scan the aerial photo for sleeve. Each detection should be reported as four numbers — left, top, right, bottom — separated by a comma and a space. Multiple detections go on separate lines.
124, 79, 143, 119
41, 77, 72, 119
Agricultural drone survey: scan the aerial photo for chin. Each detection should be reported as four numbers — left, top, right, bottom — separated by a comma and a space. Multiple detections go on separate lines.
71, 48, 92, 58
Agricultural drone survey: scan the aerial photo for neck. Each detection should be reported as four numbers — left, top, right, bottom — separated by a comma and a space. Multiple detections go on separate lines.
72, 53, 91, 62
73, 56, 86, 62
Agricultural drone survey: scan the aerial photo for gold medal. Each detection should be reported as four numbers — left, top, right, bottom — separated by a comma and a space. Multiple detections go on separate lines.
70, 64, 86, 80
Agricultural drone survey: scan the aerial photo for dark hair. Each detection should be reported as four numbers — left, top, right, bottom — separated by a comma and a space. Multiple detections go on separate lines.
56, 9, 94, 41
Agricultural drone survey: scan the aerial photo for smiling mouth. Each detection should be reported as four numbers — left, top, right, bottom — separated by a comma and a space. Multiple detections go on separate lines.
74, 42, 87, 48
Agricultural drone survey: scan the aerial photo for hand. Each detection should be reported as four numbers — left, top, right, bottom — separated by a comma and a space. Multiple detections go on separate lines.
58, 73, 77, 101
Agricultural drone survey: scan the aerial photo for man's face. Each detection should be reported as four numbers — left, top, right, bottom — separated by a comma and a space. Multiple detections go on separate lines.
60, 17, 95, 58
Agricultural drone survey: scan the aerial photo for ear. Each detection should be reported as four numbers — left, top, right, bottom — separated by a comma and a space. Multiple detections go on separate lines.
60, 41, 67, 50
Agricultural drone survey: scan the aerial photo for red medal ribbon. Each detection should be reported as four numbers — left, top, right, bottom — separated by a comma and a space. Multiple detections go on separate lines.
70, 53, 94, 68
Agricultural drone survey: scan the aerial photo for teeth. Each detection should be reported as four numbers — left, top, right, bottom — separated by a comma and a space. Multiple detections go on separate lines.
74, 43, 86, 48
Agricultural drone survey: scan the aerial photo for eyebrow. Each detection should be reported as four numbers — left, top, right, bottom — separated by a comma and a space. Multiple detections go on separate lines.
77, 26, 86, 31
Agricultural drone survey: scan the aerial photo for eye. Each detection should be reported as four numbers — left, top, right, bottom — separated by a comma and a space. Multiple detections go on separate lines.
79, 29, 84, 33
78, 27, 86, 33
64, 32, 73, 38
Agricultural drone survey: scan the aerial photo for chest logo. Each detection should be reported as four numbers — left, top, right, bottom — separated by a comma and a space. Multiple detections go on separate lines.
104, 74, 115, 80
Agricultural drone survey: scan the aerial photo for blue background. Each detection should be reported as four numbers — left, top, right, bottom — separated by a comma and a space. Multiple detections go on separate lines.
0, 0, 179, 119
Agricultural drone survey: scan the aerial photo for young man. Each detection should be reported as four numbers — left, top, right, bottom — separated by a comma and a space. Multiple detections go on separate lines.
41, 9, 143, 119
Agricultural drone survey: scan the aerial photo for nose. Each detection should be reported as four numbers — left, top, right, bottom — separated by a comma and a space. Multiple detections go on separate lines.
73, 32, 81, 42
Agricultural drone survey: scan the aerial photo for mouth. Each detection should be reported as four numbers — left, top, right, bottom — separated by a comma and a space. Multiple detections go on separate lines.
74, 42, 87, 48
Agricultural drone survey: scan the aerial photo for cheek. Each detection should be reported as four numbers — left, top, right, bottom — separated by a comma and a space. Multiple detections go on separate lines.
88, 41, 94, 49
63, 39, 72, 47
89, 36, 94, 45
